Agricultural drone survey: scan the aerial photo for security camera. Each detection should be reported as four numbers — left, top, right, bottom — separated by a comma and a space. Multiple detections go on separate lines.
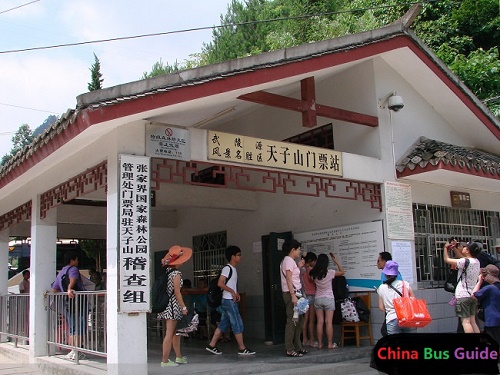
387, 95, 404, 112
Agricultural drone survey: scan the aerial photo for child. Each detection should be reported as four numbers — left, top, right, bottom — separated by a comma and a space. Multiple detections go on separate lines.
301, 252, 317, 347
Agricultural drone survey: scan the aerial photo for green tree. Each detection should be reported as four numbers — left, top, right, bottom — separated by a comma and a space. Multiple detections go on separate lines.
143, 0, 499, 115
88, 53, 104, 91
79, 239, 106, 272
1, 124, 34, 166
142, 59, 182, 79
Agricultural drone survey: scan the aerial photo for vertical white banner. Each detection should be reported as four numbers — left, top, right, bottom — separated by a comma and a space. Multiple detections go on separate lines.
118, 154, 151, 313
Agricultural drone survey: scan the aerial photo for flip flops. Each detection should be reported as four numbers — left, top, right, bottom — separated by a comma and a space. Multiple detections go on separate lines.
286, 350, 303, 357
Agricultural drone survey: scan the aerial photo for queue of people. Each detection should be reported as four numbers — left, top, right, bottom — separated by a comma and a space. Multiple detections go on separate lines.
280, 240, 346, 356
46, 238, 498, 368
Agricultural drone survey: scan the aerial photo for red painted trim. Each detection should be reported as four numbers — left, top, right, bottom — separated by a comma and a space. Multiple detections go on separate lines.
396, 161, 500, 180
2, 35, 498, 189
403, 42, 500, 141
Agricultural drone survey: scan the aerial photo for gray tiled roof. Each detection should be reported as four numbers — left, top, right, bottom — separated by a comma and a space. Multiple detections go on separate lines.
397, 136, 500, 176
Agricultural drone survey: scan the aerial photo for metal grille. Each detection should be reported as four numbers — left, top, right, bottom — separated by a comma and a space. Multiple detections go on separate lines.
192, 231, 227, 287
413, 203, 500, 289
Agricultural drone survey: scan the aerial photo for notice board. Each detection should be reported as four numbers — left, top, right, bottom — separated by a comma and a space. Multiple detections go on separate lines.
295, 221, 384, 291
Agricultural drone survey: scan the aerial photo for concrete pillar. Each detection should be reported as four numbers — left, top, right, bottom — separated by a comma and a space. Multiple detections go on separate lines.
106, 155, 148, 374
29, 198, 57, 361
0, 229, 9, 343
0, 230, 9, 295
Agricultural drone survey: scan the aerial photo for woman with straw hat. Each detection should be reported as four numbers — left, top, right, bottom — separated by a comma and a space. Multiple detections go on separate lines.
157, 245, 192, 367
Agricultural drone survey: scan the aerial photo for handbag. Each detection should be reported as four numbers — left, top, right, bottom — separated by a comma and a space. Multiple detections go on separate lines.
341, 298, 360, 322
443, 259, 469, 293
390, 282, 432, 328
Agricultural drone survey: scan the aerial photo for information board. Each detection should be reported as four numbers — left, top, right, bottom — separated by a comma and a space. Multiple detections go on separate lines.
295, 221, 384, 291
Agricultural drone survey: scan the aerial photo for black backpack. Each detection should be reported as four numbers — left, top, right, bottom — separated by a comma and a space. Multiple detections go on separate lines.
60, 266, 83, 292
151, 269, 174, 313
332, 275, 349, 301
332, 276, 349, 324
207, 265, 233, 308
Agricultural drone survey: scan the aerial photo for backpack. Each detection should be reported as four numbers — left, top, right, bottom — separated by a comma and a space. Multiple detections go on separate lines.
60, 266, 83, 292
332, 275, 349, 301
151, 269, 174, 313
332, 276, 349, 324
207, 265, 233, 308
478, 251, 500, 270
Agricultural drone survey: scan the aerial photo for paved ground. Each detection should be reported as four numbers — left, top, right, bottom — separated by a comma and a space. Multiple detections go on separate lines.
0, 338, 380, 375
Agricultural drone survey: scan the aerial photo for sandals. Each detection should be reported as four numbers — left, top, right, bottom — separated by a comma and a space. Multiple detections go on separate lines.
286, 350, 303, 357
298, 349, 308, 355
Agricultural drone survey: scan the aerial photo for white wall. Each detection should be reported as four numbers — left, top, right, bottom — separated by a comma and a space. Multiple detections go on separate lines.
150, 185, 384, 338
408, 180, 500, 212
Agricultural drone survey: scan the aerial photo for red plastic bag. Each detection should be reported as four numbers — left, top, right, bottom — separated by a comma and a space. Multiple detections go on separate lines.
393, 282, 432, 328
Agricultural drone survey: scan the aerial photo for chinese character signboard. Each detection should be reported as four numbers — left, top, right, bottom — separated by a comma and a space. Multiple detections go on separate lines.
450, 191, 471, 208
118, 154, 151, 313
208, 130, 342, 176
146, 124, 190, 161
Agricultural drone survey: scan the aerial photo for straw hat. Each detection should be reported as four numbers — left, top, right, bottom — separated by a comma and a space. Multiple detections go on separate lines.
161, 245, 192, 267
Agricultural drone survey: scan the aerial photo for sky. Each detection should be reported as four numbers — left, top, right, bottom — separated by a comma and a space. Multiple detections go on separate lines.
0, 0, 233, 157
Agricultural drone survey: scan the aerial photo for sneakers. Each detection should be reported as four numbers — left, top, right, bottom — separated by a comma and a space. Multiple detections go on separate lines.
65, 350, 87, 360
160, 360, 178, 367
175, 356, 188, 364
238, 348, 256, 355
206, 345, 223, 355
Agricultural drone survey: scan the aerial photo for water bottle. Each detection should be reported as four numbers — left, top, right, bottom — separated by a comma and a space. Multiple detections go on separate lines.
292, 306, 299, 325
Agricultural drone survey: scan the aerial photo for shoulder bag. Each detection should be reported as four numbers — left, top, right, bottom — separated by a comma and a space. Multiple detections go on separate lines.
390, 281, 432, 328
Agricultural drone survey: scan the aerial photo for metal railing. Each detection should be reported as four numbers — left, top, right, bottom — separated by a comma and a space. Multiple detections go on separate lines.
45, 291, 107, 359
0, 294, 30, 346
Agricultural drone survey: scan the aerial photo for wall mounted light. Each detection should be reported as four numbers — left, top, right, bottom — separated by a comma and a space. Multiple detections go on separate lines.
379, 92, 405, 112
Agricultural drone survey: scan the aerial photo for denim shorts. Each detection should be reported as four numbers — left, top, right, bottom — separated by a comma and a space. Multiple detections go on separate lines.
314, 296, 335, 311
386, 318, 415, 335
306, 294, 315, 306
64, 302, 87, 336
218, 298, 244, 335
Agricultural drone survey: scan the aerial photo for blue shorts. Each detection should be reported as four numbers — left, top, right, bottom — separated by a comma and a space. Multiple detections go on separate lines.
218, 298, 244, 335
64, 301, 87, 336
306, 294, 315, 306
386, 318, 416, 335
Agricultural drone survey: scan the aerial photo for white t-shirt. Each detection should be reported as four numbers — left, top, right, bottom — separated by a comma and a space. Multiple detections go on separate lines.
455, 257, 480, 299
377, 280, 411, 323
221, 264, 237, 300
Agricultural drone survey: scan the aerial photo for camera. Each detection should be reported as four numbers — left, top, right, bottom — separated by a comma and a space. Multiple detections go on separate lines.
387, 95, 405, 112
448, 237, 457, 248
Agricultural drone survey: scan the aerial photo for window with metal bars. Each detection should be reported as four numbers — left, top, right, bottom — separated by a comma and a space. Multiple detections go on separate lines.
192, 231, 227, 287
413, 203, 500, 289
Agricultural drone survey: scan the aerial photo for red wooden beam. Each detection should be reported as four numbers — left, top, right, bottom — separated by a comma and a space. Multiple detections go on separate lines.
238, 77, 378, 127
301, 77, 317, 127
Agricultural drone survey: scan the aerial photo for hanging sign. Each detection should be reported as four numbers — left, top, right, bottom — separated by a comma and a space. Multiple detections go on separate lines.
208, 130, 342, 176
118, 154, 151, 313
146, 124, 190, 161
